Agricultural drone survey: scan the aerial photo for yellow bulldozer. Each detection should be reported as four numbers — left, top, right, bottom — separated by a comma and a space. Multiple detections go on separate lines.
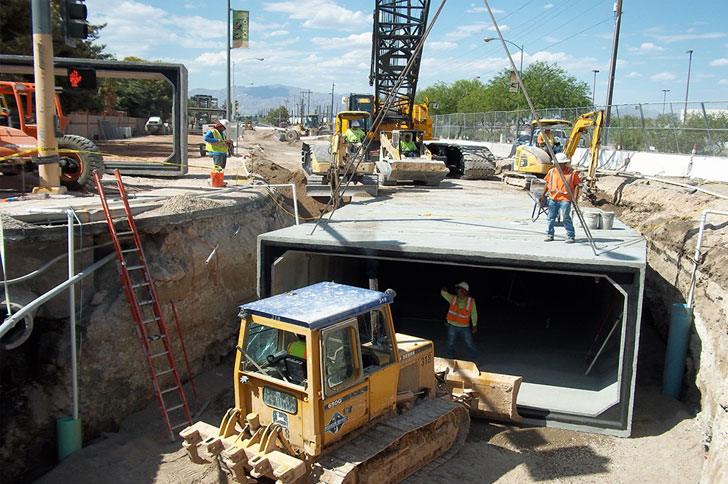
181, 281, 521, 484
301, 111, 379, 200
503, 110, 605, 191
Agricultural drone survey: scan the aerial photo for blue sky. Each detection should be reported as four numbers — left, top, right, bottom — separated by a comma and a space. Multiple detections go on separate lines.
86, 0, 728, 105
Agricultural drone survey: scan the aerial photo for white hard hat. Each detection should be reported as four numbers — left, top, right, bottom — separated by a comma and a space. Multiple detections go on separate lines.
219, 119, 230, 129
455, 281, 469, 292
555, 153, 570, 164
352, 120, 360, 127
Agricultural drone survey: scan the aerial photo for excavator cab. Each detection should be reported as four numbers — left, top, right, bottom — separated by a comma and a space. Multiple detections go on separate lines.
512, 119, 572, 176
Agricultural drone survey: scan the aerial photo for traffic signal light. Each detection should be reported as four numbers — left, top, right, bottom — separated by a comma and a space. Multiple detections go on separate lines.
66, 68, 96, 89
61, 0, 89, 47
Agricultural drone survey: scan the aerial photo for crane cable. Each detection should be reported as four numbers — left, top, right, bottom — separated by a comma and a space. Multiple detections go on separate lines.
312, 0, 448, 234
481, 0, 599, 256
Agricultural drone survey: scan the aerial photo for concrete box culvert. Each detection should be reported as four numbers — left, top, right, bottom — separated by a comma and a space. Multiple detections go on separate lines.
257, 186, 646, 436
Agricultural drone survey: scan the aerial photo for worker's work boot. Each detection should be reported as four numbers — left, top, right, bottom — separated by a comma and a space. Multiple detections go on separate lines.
544, 236, 554, 242
565, 237, 575, 244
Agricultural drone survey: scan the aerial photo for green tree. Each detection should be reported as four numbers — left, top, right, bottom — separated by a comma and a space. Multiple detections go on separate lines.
264, 106, 289, 125
110, 58, 173, 119
417, 62, 591, 114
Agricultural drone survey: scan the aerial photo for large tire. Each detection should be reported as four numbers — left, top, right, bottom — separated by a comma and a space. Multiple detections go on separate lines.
285, 130, 299, 142
57, 135, 104, 191
301, 143, 312, 174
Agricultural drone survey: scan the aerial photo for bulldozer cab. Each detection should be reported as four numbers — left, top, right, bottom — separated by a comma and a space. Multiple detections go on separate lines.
235, 282, 402, 452
303, 114, 319, 130
389, 130, 424, 159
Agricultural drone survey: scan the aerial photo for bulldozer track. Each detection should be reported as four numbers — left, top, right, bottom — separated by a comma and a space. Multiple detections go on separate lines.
314, 397, 470, 484
460, 147, 496, 180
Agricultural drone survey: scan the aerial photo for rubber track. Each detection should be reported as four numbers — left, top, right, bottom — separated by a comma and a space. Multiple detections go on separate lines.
459, 146, 496, 180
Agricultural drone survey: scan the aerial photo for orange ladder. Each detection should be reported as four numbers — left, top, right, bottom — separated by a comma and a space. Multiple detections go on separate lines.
94, 170, 193, 440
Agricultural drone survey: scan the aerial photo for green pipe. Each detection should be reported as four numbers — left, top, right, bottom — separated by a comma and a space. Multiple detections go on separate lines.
662, 303, 693, 399
57, 417, 82, 461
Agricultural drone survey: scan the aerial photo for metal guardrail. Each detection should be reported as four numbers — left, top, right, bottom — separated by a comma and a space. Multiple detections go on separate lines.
432, 101, 728, 156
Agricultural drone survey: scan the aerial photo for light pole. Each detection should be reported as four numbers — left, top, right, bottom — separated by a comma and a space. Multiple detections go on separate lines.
591, 69, 599, 107
484, 37, 523, 92
683, 49, 693, 123
662, 89, 670, 115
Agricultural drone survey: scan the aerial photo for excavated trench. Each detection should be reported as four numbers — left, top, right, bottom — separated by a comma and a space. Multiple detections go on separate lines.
0, 172, 726, 482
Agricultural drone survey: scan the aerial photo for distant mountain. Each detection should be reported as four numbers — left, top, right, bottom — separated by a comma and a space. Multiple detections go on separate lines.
189, 84, 349, 118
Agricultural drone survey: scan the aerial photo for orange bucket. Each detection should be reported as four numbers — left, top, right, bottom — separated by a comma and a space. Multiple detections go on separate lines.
210, 171, 224, 187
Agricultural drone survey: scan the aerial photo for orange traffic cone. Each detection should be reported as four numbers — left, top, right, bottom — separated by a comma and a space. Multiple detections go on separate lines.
691, 144, 697, 155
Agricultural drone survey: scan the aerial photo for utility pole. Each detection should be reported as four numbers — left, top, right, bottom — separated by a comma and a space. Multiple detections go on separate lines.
603, 0, 623, 145
226, 0, 231, 121
683, 49, 694, 123
31, 0, 64, 193
330, 82, 335, 123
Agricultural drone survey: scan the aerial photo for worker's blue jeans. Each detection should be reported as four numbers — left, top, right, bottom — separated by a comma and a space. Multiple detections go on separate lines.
547, 199, 575, 239
446, 324, 478, 360
211, 154, 227, 169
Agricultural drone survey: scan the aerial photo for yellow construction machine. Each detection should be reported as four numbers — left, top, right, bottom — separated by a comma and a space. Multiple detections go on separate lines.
181, 282, 521, 484
377, 129, 449, 186
301, 111, 378, 200
503, 111, 604, 191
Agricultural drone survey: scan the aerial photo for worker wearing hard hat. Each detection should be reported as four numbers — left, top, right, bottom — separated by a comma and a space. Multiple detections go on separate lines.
440, 281, 478, 360
344, 120, 366, 143
287, 334, 307, 358
204, 119, 232, 169
540, 152, 581, 243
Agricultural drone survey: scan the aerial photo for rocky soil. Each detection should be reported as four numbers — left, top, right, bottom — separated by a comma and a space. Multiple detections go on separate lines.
1, 127, 726, 483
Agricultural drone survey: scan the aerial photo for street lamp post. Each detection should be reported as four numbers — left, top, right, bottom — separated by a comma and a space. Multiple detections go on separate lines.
591, 69, 599, 107
662, 89, 670, 115
484, 37, 523, 92
683, 49, 693, 123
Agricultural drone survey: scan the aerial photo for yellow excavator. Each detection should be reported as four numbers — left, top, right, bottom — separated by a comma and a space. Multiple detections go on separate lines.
503, 110, 604, 192
181, 282, 521, 484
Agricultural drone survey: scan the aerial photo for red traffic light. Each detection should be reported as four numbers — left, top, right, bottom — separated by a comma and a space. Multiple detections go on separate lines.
66, 68, 96, 89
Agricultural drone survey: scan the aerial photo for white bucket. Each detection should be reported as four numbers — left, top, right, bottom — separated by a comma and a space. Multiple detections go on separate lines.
583, 211, 601, 230
601, 211, 615, 230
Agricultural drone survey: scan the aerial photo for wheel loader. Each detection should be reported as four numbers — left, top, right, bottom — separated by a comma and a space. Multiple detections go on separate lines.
181, 281, 522, 484
301, 111, 378, 200
377, 129, 449, 186
0, 81, 103, 190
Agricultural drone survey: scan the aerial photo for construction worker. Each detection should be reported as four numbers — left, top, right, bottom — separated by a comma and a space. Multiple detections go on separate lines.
204, 119, 232, 169
287, 334, 307, 358
399, 132, 418, 157
540, 152, 581, 243
536, 127, 555, 150
440, 282, 478, 360
344, 120, 365, 143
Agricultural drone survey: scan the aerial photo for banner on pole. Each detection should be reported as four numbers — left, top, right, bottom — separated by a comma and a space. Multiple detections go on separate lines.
232, 10, 249, 49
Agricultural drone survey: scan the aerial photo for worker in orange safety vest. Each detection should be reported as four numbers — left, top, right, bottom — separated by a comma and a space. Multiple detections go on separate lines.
440, 281, 478, 360
540, 152, 581, 243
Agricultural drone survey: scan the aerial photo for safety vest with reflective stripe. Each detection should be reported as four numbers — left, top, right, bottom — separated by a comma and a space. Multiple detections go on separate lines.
545, 168, 580, 202
288, 340, 307, 358
447, 295, 473, 327
205, 128, 228, 154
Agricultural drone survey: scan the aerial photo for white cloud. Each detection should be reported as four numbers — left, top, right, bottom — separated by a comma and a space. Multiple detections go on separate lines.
649, 31, 727, 43
544, 36, 559, 43
626, 72, 643, 78
544, 3, 554, 8
630, 42, 665, 54
466, 7, 504, 14
488, 25, 510, 32
267, 30, 289, 37
310, 32, 370, 48
650, 72, 677, 82
710, 58, 728, 67
427, 41, 458, 51
718, 79, 728, 85
263, 1, 369, 30
444, 23, 490, 41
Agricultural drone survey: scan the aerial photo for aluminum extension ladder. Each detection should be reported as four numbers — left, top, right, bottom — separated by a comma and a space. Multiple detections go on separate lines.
94, 170, 193, 440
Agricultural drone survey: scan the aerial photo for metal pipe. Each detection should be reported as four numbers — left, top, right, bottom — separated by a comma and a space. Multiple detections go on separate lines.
687, 210, 728, 307
0, 252, 116, 340
66, 209, 79, 419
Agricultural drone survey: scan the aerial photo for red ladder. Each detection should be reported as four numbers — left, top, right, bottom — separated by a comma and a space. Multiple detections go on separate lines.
94, 170, 193, 440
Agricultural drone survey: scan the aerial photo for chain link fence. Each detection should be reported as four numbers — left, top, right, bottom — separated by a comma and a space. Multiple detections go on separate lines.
432, 101, 728, 156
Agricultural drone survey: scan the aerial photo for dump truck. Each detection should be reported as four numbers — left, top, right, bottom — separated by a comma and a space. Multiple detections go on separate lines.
301, 111, 378, 200
181, 281, 521, 484
0, 81, 103, 190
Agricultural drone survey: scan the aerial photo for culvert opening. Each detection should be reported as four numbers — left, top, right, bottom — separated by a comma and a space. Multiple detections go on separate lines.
268, 250, 636, 432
